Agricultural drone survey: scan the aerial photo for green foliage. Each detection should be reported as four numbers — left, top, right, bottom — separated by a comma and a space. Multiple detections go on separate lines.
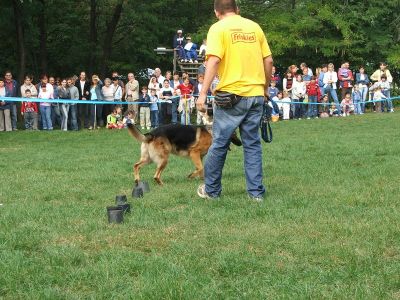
1, 113, 400, 298
0, 0, 398, 82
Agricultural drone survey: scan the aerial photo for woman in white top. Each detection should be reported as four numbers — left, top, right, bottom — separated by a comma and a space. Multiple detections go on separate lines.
291, 75, 306, 119
102, 78, 116, 117
322, 63, 341, 114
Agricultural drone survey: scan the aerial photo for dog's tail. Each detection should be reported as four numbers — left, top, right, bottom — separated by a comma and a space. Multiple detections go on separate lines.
127, 123, 147, 143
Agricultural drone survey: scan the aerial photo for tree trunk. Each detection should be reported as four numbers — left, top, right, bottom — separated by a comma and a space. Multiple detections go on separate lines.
100, 0, 124, 78
291, 0, 296, 10
39, 0, 48, 75
88, 0, 97, 76
12, 0, 26, 83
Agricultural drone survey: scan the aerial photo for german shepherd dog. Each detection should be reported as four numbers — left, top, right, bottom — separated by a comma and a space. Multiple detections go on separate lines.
127, 123, 241, 185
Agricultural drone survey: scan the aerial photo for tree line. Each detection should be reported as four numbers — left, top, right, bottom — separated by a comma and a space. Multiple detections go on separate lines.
1, 0, 399, 88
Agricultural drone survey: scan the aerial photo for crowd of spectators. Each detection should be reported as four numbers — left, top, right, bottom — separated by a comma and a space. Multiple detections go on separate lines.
269, 62, 394, 120
0, 61, 395, 132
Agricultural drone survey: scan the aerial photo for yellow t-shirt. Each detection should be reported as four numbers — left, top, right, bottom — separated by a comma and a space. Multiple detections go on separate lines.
206, 15, 272, 97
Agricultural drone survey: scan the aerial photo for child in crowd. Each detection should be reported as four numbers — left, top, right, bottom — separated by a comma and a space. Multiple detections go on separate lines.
21, 90, 38, 130
149, 89, 159, 128
306, 76, 321, 119
341, 92, 354, 117
281, 91, 291, 120
329, 104, 339, 117
380, 75, 392, 112
177, 77, 194, 125
291, 75, 306, 119
123, 110, 135, 128
106, 107, 119, 129
372, 85, 386, 113
38, 83, 54, 130
352, 85, 363, 115
268, 81, 279, 99
139, 86, 151, 129
319, 94, 330, 117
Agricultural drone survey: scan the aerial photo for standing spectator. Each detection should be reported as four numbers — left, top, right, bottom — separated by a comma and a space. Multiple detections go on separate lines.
76, 71, 91, 129
154, 68, 165, 85
302, 67, 312, 84
165, 71, 172, 81
149, 89, 159, 128
67, 78, 79, 131
288, 65, 299, 77
21, 90, 38, 130
380, 75, 392, 112
177, 77, 193, 125
182, 71, 196, 86
112, 77, 123, 105
102, 78, 115, 116
355, 66, 370, 113
0, 78, 12, 132
306, 76, 321, 119
20, 75, 38, 98
199, 39, 207, 57
271, 66, 282, 89
196, 0, 273, 200
139, 86, 151, 129
300, 63, 313, 76
173, 29, 186, 62
184, 36, 198, 63
58, 79, 71, 131
170, 72, 182, 124
198, 61, 206, 76
160, 79, 175, 124
318, 64, 328, 97
282, 71, 293, 96
49, 76, 61, 128
338, 62, 354, 100
125, 73, 139, 121
111, 71, 125, 95
352, 85, 363, 115
292, 75, 306, 119
193, 74, 209, 125
38, 83, 54, 130
148, 76, 161, 96
89, 75, 104, 130
4, 71, 18, 131
323, 63, 341, 115
370, 62, 393, 83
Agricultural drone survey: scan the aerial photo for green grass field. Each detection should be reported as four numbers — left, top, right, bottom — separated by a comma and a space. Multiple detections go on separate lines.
1, 113, 400, 299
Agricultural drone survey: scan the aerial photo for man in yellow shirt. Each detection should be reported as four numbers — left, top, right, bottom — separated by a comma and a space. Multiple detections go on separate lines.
196, 0, 273, 202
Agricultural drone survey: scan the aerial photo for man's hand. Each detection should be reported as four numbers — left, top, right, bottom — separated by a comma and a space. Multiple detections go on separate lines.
196, 94, 207, 113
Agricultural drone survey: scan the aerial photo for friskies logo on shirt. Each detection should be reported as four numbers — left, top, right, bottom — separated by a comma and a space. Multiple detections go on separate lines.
231, 32, 256, 44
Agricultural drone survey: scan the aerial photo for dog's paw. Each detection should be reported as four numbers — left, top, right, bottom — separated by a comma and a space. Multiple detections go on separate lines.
154, 178, 163, 186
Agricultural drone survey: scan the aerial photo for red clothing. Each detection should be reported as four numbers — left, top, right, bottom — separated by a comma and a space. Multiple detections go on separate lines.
177, 83, 193, 97
21, 101, 38, 113
306, 81, 321, 98
338, 68, 353, 88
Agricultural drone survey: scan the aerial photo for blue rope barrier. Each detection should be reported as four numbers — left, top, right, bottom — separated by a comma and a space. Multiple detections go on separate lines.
0, 95, 399, 106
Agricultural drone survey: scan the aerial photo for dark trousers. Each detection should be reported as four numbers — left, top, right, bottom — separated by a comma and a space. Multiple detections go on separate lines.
78, 103, 90, 129
294, 98, 305, 119
51, 104, 62, 128
89, 104, 104, 127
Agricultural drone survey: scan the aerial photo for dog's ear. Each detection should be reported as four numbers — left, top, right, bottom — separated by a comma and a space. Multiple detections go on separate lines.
230, 131, 242, 146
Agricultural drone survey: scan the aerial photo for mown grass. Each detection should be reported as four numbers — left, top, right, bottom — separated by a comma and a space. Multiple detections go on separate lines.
0, 113, 400, 299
